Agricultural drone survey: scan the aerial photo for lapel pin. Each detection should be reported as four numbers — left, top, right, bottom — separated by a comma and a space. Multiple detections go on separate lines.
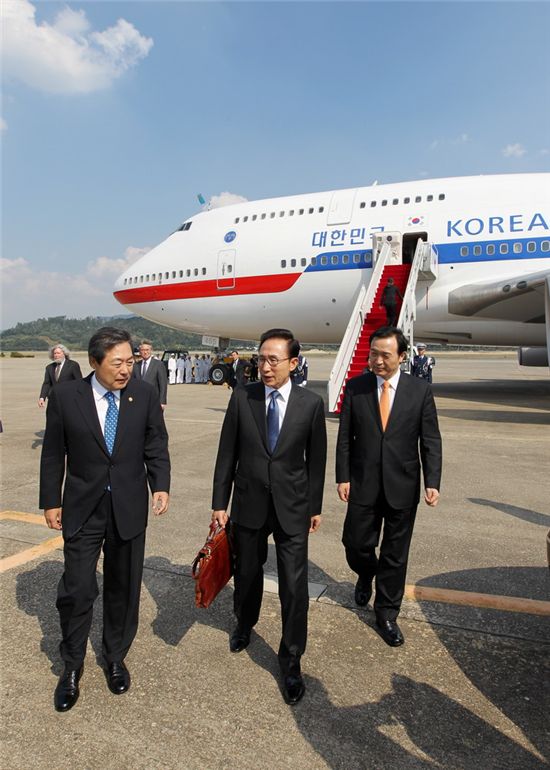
128, 397, 133, 402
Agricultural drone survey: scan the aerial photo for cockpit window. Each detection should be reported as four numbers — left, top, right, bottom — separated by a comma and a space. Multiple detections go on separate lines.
177, 222, 193, 232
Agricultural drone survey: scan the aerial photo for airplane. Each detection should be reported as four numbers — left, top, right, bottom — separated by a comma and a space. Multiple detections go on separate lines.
113, 173, 550, 401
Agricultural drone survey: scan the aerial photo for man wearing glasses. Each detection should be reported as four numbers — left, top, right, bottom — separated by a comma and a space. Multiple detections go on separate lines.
212, 328, 327, 705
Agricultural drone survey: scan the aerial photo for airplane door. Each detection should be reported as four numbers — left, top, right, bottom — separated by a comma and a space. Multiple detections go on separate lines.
217, 249, 236, 289
327, 189, 358, 225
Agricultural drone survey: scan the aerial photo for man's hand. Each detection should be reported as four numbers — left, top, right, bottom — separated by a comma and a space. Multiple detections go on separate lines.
309, 515, 321, 533
161, 404, 166, 411
337, 482, 350, 503
38, 398, 45, 408
44, 508, 62, 530
424, 488, 440, 507
152, 492, 169, 515
212, 509, 229, 528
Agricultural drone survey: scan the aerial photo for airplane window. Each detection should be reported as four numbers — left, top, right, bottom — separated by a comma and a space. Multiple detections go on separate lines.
202, 267, 206, 275
252, 215, 257, 221
270, 212, 275, 219
473, 246, 481, 256
331, 255, 338, 264
172, 271, 176, 278
319, 207, 324, 213
360, 202, 366, 209
280, 211, 285, 217
427, 195, 433, 202
404, 197, 410, 204
311, 257, 317, 266
281, 260, 287, 268
194, 268, 199, 276
301, 258, 306, 266
152, 273, 156, 280
486, 244, 495, 255
343, 255, 349, 264
186, 269, 191, 277
460, 246, 468, 257
415, 196, 422, 203
439, 194, 445, 200
500, 243, 508, 254
123, 279, 127, 285
370, 201, 376, 208
309, 208, 314, 214
321, 256, 328, 265
392, 199, 399, 205
134, 277, 138, 284
299, 209, 304, 215
235, 218, 240, 224
261, 213, 266, 220
381, 200, 388, 207
290, 258, 296, 267
527, 241, 536, 252
243, 216, 248, 222
289, 210, 294, 216
353, 254, 361, 263
542, 241, 550, 251
177, 270, 182, 278
514, 242, 522, 253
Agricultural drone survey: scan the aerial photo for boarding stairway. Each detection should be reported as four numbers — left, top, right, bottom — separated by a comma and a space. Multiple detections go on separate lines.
328, 236, 438, 413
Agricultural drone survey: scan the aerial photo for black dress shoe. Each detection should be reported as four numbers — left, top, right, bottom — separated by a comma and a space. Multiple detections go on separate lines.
354, 577, 372, 607
229, 627, 251, 653
282, 673, 306, 705
106, 661, 131, 694
376, 619, 404, 647
54, 665, 83, 712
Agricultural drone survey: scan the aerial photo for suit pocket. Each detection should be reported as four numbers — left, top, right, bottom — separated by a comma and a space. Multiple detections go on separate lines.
234, 475, 248, 491
403, 460, 419, 475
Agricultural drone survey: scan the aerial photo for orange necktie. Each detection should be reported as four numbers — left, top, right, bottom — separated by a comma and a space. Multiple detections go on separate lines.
379, 381, 391, 431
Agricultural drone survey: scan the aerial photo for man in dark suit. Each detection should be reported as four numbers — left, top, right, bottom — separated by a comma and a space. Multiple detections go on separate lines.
212, 328, 327, 705
228, 349, 248, 389
336, 326, 441, 647
132, 339, 168, 409
380, 278, 404, 326
40, 327, 170, 712
38, 344, 82, 407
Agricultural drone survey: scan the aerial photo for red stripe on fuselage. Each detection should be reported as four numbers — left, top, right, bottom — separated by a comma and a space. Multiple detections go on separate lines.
113, 273, 301, 305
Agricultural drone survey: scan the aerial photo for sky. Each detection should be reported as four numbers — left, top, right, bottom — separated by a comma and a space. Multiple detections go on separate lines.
2, 0, 549, 328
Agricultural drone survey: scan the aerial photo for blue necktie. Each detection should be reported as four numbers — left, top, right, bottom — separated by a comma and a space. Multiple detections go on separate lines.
104, 392, 118, 455
267, 391, 280, 453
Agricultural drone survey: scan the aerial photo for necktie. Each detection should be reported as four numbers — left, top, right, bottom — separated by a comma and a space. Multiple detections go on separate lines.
142, 360, 148, 377
104, 392, 119, 455
267, 391, 280, 453
379, 381, 391, 431
55, 363, 61, 381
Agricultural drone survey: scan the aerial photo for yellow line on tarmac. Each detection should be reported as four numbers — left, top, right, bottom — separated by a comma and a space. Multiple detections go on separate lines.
405, 584, 550, 616
0, 510, 47, 526
0, 536, 63, 573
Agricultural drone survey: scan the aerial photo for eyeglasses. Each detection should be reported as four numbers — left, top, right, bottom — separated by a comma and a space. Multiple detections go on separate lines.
258, 356, 291, 367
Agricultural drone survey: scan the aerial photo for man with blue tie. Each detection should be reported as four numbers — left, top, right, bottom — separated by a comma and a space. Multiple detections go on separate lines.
212, 328, 327, 705
40, 327, 170, 712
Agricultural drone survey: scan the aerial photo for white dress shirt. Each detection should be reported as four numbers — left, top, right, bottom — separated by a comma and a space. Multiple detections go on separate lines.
375, 370, 401, 413
91, 374, 120, 433
264, 377, 293, 431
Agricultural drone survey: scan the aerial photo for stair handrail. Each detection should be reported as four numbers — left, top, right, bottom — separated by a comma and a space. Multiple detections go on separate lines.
398, 240, 437, 360
328, 241, 392, 412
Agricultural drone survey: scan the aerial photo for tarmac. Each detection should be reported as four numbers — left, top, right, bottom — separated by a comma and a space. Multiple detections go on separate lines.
0, 350, 549, 770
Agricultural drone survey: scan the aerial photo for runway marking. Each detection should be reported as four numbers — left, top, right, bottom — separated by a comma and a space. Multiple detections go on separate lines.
404, 584, 550, 616
0, 510, 63, 573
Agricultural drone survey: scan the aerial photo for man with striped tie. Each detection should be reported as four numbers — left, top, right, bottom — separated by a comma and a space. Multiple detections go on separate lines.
212, 328, 327, 705
336, 326, 442, 648
40, 327, 170, 712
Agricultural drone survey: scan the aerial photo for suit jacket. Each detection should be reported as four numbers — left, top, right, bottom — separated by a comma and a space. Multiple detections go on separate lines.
380, 284, 403, 307
39, 374, 170, 540
336, 372, 441, 510
212, 382, 327, 535
39, 359, 82, 400
229, 358, 249, 388
132, 357, 168, 404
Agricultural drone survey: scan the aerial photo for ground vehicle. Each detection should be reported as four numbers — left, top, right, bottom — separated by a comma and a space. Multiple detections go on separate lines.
208, 354, 251, 385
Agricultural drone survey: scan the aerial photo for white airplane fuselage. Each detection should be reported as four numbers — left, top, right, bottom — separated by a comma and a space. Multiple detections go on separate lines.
113, 174, 549, 347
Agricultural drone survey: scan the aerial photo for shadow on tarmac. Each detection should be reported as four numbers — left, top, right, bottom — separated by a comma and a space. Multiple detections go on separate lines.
469, 498, 550, 528
432, 380, 550, 411
436, 408, 549, 425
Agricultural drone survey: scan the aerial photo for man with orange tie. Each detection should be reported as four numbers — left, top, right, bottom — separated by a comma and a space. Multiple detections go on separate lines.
335, 326, 441, 647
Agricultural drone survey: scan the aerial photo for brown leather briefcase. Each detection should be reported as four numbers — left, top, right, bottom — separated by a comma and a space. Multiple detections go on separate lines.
192, 522, 233, 608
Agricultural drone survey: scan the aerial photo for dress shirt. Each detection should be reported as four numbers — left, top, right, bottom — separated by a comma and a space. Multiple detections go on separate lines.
55, 359, 65, 378
91, 374, 120, 433
375, 370, 401, 413
264, 378, 293, 431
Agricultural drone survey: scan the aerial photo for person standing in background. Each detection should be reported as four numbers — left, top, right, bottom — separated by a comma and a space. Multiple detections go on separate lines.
38, 345, 82, 408
411, 343, 436, 383
132, 340, 168, 409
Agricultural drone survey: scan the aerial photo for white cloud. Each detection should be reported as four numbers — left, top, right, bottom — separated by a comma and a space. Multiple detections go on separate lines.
429, 133, 469, 151
209, 192, 248, 209
0, 117, 7, 132
2, 0, 153, 94
502, 143, 527, 158
539, 148, 549, 156
1, 247, 148, 328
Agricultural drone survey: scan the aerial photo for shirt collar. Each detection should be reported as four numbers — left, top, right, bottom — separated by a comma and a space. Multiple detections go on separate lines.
91, 373, 121, 402
264, 377, 293, 402
376, 369, 401, 390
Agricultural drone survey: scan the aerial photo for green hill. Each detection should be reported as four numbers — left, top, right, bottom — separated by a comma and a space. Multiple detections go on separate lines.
0, 315, 253, 352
